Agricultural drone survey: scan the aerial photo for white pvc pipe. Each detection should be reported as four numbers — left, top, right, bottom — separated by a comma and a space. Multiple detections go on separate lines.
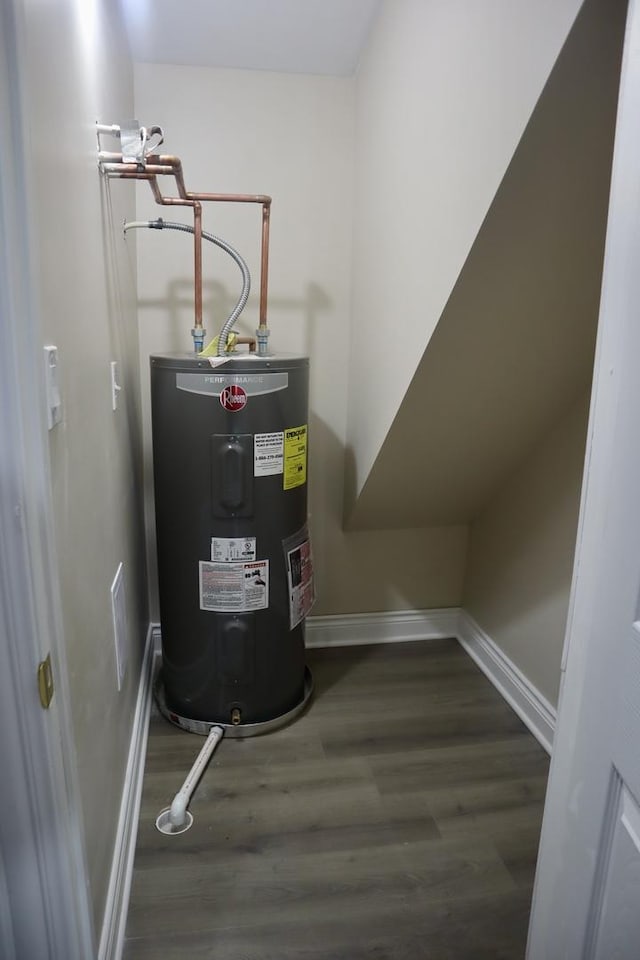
168, 725, 224, 829
95, 124, 121, 137
123, 221, 153, 232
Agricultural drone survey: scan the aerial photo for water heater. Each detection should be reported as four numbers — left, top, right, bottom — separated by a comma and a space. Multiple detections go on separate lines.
151, 352, 313, 736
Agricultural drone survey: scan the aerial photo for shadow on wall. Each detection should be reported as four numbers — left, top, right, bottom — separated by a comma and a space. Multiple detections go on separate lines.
461, 390, 591, 705
345, 0, 626, 533
137, 278, 332, 357
311, 414, 467, 618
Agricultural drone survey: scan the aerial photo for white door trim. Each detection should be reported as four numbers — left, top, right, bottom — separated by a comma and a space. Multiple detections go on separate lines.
0, 1, 95, 956
527, 0, 640, 953
98, 629, 157, 960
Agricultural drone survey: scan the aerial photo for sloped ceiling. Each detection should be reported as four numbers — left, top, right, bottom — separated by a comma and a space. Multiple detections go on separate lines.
347, 0, 626, 530
121, 0, 382, 75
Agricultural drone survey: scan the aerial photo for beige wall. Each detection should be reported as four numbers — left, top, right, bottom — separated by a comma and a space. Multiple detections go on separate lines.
463, 394, 590, 707
347, 0, 583, 499
22, 0, 146, 934
135, 63, 468, 617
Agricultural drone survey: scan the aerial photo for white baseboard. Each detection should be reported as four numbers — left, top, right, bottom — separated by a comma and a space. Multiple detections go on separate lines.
304, 608, 555, 754
457, 611, 556, 755
98, 624, 156, 960
305, 607, 461, 648
148, 610, 555, 754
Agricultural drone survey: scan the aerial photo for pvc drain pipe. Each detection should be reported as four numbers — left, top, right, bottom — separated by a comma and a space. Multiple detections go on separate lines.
156, 724, 224, 835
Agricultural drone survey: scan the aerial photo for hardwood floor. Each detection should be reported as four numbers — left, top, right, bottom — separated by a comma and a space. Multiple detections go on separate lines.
123, 639, 549, 959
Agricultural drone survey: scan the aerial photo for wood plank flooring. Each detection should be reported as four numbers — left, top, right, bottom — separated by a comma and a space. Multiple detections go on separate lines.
123, 639, 549, 959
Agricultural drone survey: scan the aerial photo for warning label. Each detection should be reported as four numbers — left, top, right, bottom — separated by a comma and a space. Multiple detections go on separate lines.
284, 425, 307, 490
199, 560, 269, 612
286, 535, 315, 629
254, 432, 284, 477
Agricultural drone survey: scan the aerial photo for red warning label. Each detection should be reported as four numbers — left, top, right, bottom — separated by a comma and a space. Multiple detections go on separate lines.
220, 384, 247, 411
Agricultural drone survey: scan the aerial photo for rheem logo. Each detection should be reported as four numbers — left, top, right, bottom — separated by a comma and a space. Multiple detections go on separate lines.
220, 384, 247, 411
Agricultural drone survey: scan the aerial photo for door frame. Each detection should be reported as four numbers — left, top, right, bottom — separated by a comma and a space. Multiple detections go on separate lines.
527, 0, 638, 954
0, 1, 95, 956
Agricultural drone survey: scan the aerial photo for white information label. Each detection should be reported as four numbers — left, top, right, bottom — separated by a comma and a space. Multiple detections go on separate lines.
254, 431, 284, 477
211, 537, 256, 562
199, 560, 269, 612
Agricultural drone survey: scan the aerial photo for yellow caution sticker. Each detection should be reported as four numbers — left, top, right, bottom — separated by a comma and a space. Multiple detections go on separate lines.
284, 425, 307, 490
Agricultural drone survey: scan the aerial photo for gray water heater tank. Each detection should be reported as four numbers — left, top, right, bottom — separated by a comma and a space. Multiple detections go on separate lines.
150, 353, 312, 736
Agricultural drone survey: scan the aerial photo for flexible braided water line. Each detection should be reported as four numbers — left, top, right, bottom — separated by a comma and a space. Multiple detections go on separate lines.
124, 218, 251, 355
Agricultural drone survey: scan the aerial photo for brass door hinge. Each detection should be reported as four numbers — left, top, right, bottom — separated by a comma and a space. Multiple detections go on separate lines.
37, 653, 54, 709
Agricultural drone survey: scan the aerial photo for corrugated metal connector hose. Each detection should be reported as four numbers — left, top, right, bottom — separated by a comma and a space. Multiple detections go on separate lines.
124, 218, 251, 356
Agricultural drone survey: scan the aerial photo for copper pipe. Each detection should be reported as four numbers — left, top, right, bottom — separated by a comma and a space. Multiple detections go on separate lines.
259, 202, 271, 331
109, 171, 156, 181
103, 158, 188, 204
102, 163, 178, 177
145, 156, 271, 207
188, 192, 272, 205
107, 171, 187, 207
103, 157, 270, 205
101, 148, 272, 342
193, 202, 203, 330
233, 336, 257, 352
152, 192, 195, 209
149, 178, 164, 205
108, 172, 195, 208
104, 157, 268, 206
144, 154, 189, 198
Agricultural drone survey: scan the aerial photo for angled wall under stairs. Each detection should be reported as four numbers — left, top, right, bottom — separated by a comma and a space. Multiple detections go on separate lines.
347, 0, 625, 531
